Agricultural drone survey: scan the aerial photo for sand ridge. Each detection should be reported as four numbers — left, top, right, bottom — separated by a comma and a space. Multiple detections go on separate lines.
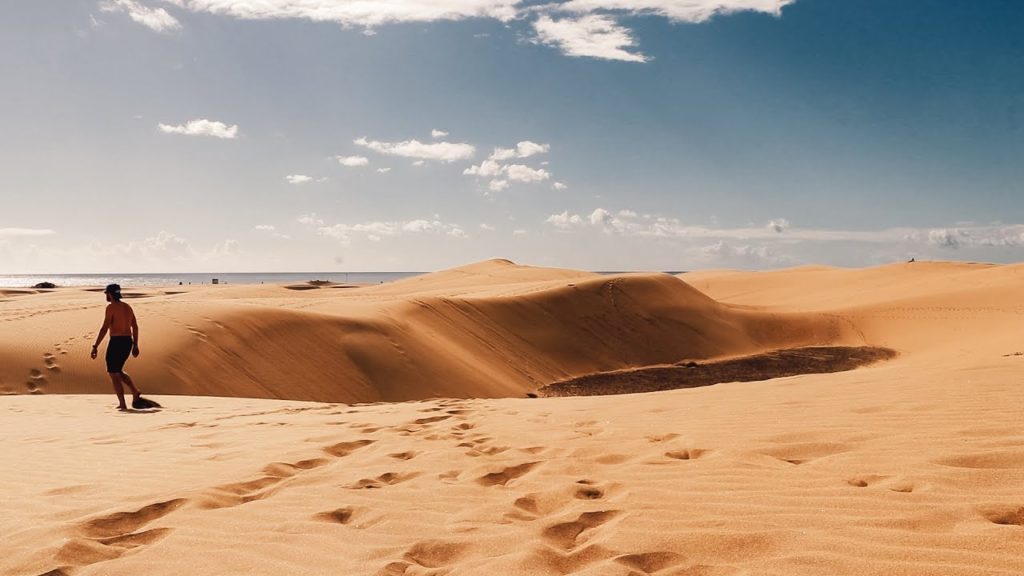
0, 259, 861, 402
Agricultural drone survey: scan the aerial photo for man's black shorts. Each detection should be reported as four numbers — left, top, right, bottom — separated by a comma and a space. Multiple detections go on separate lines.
106, 336, 133, 374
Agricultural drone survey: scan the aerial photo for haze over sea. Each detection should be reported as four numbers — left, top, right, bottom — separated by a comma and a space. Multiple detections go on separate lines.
0, 272, 421, 288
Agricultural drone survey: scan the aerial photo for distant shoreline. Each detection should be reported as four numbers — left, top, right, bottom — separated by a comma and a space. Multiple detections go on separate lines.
0, 270, 688, 288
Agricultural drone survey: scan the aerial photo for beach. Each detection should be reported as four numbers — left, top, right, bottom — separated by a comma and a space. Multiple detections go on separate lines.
2, 259, 1023, 575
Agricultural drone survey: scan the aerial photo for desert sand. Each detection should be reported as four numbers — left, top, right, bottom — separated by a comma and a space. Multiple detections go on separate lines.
2, 259, 1023, 575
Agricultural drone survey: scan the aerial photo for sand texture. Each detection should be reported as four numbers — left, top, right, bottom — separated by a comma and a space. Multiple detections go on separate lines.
2, 259, 1024, 575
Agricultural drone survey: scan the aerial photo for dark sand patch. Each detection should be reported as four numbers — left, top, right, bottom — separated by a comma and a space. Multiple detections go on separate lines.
537, 346, 896, 397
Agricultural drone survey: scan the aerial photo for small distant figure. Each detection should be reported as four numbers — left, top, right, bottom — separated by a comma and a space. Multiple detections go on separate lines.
908, 257, 915, 263
90, 284, 156, 411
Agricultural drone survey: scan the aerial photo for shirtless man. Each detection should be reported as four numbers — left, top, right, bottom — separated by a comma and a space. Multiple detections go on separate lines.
90, 284, 142, 411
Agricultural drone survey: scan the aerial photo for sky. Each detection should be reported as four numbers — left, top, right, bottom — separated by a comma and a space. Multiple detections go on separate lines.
1, 0, 1022, 273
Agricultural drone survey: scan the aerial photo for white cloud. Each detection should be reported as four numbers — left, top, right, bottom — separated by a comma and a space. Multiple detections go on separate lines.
336, 155, 370, 167
533, 14, 647, 63
376, 167, 392, 173
297, 214, 324, 227
696, 240, 789, 266
114, 1, 794, 66
431, 129, 449, 138
285, 174, 313, 184
306, 217, 468, 245
158, 119, 238, 139
0, 228, 56, 237
354, 136, 475, 162
488, 140, 550, 161
543, 210, 1024, 255
552, 182, 568, 190
463, 159, 505, 178
546, 210, 584, 229
479, 223, 496, 231
412, 160, 426, 166
555, 1, 795, 23
506, 164, 551, 183
169, 0, 519, 28
767, 218, 790, 233
512, 229, 527, 236
488, 179, 510, 192
923, 226, 1024, 250
100, 0, 181, 32
254, 225, 276, 231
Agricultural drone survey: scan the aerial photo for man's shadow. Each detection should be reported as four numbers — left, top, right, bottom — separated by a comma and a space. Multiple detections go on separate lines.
128, 396, 163, 412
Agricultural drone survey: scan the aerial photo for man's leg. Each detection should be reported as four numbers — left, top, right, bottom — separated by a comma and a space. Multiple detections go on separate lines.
109, 372, 128, 410
121, 372, 141, 399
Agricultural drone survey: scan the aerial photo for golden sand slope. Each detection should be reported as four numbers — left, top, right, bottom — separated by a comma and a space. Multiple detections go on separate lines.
0, 259, 857, 403
2, 260, 1024, 575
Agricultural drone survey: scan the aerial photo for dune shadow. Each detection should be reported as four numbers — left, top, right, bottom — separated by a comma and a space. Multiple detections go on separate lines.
537, 346, 897, 397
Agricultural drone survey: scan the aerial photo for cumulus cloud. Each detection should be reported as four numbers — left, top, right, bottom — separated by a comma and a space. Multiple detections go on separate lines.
303, 216, 468, 245
253, 224, 290, 239
165, 0, 519, 28
336, 155, 370, 167
376, 167, 392, 173
158, 119, 238, 139
546, 210, 584, 229
552, 181, 568, 190
479, 223, 496, 231
533, 14, 647, 63
505, 164, 550, 183
100, 0, 181, 32
489, 141, 550, 161
112, 1, 795, 64
465, 140, 553, 190
354, 136, 475, 162
431, 129, 449, 138
555, 0, 794, 23
923, 226, 1024, 249
463, 159, 505, 178
488, 179, 510, 192
0, 228, 56, 237
285, 174, 313, 184
697, 240, 789, 266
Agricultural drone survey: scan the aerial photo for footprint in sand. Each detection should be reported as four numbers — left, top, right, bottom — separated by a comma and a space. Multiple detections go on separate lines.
26, 369, 47, 393
846, 474, 891, 488
476, 462, 540, 487
77, 498, 187, 539
314, 507, 356, 524
541, 510, 620, 551
346, 471, 419, 490
402, 539, 471, 569
323, 439, 375, 458
199, 476, 284, 509
979, 505, 1024, 526
664, 448, 708, 461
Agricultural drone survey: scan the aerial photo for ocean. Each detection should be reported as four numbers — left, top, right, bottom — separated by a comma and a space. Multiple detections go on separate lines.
0, 272, 423, 288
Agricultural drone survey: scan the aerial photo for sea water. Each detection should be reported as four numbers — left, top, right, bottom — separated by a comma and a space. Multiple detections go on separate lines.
0, 272, 422, 288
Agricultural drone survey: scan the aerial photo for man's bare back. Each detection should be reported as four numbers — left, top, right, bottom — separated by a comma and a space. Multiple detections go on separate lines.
105, 301, 136, 337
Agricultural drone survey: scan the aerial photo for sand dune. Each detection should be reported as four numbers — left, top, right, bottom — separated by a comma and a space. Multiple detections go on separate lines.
3, 259, 1024, 575
0, 259, 859, 402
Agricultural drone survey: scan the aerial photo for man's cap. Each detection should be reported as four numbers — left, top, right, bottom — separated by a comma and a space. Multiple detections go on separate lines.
104, 283, 122, 294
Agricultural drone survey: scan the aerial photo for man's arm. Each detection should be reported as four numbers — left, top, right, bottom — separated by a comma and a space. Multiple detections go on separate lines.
91, 306, 112, 359
130, 307, 140, 356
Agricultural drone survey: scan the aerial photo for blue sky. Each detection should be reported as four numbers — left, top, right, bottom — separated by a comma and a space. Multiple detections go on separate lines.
1, 0, 1022, 272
